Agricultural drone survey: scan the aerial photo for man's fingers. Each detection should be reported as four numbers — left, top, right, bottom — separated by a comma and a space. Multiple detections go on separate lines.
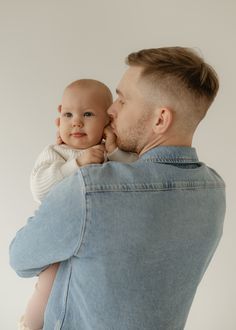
103, 125, 114, 138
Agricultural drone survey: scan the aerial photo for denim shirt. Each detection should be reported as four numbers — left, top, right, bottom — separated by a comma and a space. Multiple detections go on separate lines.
9, 146, 226, 330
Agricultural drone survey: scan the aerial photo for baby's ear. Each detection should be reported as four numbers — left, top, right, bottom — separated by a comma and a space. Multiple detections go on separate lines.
55, 105, 62, 127
55, 117, 60, 127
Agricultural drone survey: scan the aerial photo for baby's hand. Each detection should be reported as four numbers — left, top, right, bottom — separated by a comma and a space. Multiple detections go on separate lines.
103, 125, 117, 154
76, 144, 105, 167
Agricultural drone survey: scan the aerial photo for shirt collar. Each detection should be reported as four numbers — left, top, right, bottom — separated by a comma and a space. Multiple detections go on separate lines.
139, 146, 199, 163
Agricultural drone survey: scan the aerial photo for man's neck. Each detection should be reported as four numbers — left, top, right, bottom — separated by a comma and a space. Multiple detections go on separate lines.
139, 135, 193, 157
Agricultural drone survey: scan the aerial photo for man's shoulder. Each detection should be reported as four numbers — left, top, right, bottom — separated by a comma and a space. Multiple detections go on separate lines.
47, 159, 142, 197
76, 156, 225, 194
78, 161, 142, 192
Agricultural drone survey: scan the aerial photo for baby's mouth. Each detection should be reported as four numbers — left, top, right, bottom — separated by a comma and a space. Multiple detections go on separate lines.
71, 132, 87, 138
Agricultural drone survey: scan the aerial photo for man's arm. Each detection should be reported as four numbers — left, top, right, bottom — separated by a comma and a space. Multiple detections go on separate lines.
9, 171, 86, 278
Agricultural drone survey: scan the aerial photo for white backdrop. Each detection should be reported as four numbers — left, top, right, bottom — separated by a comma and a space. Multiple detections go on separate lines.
0, 1, 235, 329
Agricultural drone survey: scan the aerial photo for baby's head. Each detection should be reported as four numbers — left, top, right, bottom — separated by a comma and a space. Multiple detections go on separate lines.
58, 79, 113, 149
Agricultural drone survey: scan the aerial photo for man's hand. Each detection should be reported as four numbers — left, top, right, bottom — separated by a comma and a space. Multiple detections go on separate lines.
103, 125, 117, 154
76, 144, 106, 167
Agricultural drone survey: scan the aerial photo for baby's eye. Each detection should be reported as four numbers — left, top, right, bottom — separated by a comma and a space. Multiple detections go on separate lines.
63, 112, 73, 117
84, 111, 94, 117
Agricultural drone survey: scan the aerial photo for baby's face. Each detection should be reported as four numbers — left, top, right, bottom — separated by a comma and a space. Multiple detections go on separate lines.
59, 86, 110, 149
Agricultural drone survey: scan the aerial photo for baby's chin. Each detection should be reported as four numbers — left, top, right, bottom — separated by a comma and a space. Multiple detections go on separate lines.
65, 140, 103, 150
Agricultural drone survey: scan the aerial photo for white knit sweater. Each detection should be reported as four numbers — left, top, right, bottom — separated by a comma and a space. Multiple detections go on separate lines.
30, 144, 138, 203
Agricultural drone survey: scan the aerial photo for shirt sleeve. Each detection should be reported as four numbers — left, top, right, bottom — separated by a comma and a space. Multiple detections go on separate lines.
107, 148, 138, 163
9, 171, 86, 278
30, 145, 79, 203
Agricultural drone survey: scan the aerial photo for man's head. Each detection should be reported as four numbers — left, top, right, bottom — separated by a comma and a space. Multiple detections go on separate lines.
58, 79, 112, 149
108, 47, 219, 155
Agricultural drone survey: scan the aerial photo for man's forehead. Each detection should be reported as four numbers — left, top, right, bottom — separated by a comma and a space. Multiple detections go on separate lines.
124, 66, 143, 81
117, 66, 143, 95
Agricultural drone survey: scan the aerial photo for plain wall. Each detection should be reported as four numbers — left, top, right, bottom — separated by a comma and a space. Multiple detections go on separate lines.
1, 1, 235, 329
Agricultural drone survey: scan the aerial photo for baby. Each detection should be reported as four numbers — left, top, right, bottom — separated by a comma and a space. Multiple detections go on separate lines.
19, 79, 137, 330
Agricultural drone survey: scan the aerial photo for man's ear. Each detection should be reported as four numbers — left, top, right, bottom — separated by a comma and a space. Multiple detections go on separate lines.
153, 107, 173, 134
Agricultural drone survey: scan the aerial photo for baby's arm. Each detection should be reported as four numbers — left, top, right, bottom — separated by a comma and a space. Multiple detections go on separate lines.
103, 126, 138, 163
76, 144, 105, 166
30, 145, 79, 203
31, 144, 105, 203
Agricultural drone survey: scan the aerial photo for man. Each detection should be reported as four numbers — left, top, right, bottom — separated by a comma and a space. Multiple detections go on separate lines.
10, 47, 226, 330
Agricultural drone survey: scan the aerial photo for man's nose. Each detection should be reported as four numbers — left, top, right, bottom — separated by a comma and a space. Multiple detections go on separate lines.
107, 102, 116, 119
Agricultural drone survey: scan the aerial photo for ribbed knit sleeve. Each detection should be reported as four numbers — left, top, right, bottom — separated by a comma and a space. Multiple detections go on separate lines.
30, 145, 80, 203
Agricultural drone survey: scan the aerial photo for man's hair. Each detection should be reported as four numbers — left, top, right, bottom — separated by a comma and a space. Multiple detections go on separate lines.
126, 47, 219, 131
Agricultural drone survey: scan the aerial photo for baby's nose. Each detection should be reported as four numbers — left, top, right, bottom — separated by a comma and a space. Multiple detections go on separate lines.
72, 118, 83, 127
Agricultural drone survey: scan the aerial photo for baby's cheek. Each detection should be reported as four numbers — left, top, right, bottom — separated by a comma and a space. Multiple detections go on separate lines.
91, 132, 104, 145
59, 129, 68, 143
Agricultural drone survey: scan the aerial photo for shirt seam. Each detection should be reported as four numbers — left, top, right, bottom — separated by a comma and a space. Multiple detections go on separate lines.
141, 158, 199, 163
83, 182, 225, 193
73, 171, 87, 256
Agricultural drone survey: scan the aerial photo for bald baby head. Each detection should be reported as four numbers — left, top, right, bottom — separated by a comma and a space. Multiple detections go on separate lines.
58, 79, 112, 149
63, 79, 113, 110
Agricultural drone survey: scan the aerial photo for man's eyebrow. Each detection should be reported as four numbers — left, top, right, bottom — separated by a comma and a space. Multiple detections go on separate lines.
116, 88, 124, 96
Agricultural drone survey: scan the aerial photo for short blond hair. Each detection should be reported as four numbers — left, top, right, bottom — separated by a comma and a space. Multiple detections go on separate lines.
126, 47, 219, 130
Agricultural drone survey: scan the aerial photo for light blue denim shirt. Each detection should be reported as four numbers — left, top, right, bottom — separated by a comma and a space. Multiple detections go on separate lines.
9, 146, 226, 330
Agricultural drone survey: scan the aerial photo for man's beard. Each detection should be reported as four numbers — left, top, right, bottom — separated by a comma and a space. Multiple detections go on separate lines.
116, 122, 146, 154
114, 109, 153, 154
116, 133, 139, 153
